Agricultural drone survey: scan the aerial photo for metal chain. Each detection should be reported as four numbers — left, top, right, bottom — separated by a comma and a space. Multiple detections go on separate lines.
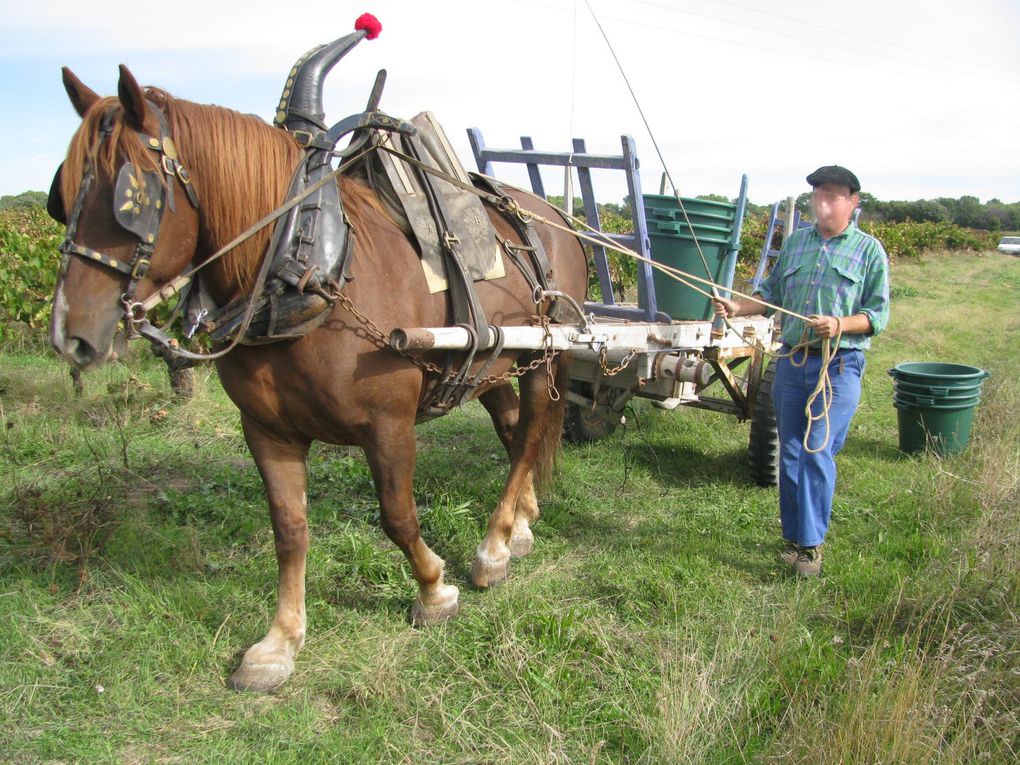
598, 346, 639, 376
336, 291, 561, 389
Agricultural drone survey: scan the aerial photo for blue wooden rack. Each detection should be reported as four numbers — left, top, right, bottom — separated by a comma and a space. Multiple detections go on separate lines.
468, 129, 751, 323
468, 129, 671, 322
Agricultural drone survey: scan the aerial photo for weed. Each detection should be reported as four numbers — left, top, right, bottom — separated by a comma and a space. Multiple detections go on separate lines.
0, 252, 1017, 762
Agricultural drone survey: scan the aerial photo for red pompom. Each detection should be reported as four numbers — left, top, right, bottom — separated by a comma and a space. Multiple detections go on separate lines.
355, 13, 382, 40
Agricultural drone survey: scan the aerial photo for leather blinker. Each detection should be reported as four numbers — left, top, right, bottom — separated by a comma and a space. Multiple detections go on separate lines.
113, 162, 163, 243
47, 162, 67, 225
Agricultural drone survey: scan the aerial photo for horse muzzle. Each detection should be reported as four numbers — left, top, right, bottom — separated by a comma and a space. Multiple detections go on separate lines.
50, 282, 115, 371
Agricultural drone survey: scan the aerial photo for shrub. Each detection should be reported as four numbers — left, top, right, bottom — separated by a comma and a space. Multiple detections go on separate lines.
858, 220, 998, 259
0, 206, 64, 339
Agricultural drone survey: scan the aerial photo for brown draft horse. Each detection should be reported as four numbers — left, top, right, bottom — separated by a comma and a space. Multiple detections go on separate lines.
49, 65, 588, 691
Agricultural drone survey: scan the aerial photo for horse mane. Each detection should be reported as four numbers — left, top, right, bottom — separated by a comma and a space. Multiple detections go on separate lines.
61, 87, 394, 295
150, 90, 304, 292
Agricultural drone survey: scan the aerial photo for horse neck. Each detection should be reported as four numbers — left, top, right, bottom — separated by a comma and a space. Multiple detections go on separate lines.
167, 97, 303, 301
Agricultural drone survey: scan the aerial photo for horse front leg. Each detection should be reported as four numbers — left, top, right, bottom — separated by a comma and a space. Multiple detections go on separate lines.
364, 421, 459, 626
479, 384, 540, 558
472, 366, 559, 588
228, 415, 310, 692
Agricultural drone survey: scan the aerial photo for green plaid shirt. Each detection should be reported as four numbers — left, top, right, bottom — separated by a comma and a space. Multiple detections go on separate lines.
756, 221, 890, 350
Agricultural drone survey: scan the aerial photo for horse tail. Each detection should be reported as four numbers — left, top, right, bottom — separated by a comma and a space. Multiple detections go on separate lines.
533, 351, 572, 493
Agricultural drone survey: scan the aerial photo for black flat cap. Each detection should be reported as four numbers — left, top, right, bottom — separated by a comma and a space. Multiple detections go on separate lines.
806, 165, 860, 193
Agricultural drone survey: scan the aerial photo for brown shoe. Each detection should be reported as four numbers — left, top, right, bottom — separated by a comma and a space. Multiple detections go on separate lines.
793, 545, 823, 577
779, 540, 800, 566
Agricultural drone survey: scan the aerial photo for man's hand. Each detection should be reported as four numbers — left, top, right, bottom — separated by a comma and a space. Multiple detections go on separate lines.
712, 297, 738, 318
809, 314, 841, 339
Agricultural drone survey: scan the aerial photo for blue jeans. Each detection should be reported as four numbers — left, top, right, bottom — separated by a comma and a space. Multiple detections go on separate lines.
772, 348, 865, 548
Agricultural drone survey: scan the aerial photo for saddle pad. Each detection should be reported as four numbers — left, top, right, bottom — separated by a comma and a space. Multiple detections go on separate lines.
373, 111, 505, 293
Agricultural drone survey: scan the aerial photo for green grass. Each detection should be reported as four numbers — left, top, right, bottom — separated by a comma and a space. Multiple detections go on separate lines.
1, 251, 1018, 763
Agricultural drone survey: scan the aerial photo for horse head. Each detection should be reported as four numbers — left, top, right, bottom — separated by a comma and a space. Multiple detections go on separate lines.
49, 18, 382, 371
49, 66, 201, 371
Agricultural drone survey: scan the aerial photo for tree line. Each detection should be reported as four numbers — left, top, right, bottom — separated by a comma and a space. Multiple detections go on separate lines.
796, 192, 1018, 232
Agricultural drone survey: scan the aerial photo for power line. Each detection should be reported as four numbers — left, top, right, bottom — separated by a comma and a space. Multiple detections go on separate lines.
627, 0, 1020, 85
510, 0, 1020, 88
701, 0, 1019, 77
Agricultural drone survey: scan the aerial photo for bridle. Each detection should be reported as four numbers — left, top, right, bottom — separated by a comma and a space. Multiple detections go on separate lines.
56, 101, 200, 325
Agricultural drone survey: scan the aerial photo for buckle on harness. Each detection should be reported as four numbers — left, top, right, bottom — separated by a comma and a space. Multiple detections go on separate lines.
131, 258, 151, 279
442, 231, 461, 251
291, 130, 317, 148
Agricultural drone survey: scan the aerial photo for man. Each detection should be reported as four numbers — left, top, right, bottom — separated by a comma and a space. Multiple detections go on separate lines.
713, 165, 890, 577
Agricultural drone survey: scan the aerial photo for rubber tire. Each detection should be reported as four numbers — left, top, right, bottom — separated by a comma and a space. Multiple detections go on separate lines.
748, 359, 779, 487
564, 383, 620, 443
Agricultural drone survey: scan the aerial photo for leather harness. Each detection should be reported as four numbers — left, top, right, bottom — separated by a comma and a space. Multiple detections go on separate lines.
52, 92, 562, 419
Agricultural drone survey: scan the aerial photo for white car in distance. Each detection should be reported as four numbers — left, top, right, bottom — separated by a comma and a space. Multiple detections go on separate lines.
997, 236, 1020, 255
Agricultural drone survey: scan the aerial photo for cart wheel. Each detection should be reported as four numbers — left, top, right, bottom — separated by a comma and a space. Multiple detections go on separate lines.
748, 359, 779, 487
564, 383, 623, 443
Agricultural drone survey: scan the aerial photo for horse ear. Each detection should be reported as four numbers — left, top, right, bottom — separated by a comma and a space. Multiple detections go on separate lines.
117, 64, 147, 131
62, 67, 100, 118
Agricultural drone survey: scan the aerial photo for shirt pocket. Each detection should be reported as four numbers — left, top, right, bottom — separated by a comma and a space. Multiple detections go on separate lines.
832, 263, 863, 284
779, 263, 803, 297
827, 262, 864, 308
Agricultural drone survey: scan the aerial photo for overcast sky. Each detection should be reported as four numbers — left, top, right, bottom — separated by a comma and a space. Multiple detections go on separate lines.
2, 0, 1018, 206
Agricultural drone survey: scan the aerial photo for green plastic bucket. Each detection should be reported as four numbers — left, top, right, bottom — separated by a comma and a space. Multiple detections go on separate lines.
643, 194, 737, 219
646, 207, 736, 227
894, 400, 979, 456
893, 390, 981, 408
642, 194, 736, 320
650, 221, 733, 241
642, 234, 730, 320
648, 212, 735, 231
892, 378, 984, 398
888, 362, 990, 388
888, 362, 989, 455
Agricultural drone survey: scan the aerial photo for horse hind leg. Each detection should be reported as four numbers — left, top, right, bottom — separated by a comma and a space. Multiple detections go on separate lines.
228, 416, 311, 692
479, 384, 540, 558
472, 362, 566, 588
364, 420, 459, 626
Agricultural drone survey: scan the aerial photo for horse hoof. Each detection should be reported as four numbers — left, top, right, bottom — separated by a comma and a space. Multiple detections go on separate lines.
226, 659, 294, 693
471, 553, 510, 588
411, 584, 460, 627
509, 527, 534, 558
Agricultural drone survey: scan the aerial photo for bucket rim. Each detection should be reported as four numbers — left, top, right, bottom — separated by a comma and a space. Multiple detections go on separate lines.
893, 379, 984, 393
888, 361, 990, 381
641, 194, 737, 211
649, 231, 733, 245
649, 210, 736, 222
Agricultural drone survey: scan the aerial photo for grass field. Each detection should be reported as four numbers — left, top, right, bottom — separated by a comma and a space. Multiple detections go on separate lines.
1, 251, 1018, 763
